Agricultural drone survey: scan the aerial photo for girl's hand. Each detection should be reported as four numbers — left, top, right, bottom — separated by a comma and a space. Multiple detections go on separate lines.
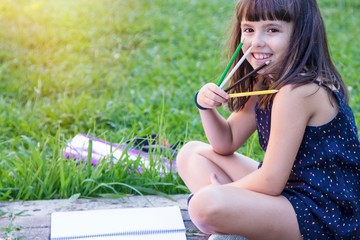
197, 83, 229, 109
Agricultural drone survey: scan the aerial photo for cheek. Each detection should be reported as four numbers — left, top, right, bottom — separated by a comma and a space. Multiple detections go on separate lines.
278, 34, 292, 56
242, 44, 253, 63
241, 43, 252, 53
274, 41, 290, 59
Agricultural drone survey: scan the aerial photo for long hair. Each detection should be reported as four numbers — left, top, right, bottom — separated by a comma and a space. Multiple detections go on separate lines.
227, 0, 347, 111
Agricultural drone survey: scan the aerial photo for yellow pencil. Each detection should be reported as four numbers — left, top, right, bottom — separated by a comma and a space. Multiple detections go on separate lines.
229, 89, 279, 98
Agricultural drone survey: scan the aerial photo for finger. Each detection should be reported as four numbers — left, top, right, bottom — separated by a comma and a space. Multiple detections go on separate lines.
208, 84, 229, 100
197, 87, 220, 109
202, 96, 223, 109
203, 86, 228, 105
198, 84, 228, 109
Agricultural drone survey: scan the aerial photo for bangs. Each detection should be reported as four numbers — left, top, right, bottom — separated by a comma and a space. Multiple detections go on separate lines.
237, 0, 295, 22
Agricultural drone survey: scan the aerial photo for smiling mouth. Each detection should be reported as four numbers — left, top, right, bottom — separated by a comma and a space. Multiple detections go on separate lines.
252, 53, 272, 60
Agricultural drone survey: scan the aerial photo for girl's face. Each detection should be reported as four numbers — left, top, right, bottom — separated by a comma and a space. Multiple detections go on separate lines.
241, 20, 294, 73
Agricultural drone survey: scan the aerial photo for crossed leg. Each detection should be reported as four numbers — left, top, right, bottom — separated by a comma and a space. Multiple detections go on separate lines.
176, 141, 302, 240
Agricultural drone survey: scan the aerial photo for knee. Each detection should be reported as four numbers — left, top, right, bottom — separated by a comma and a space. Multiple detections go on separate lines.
187, 187, 225, 234
176, 141, 202, 174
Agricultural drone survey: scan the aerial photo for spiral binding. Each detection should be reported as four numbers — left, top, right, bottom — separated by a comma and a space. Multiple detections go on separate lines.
51, 228, 186, 240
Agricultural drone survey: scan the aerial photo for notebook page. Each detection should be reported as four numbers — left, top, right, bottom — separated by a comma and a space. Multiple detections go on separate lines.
50, 206, 186, 240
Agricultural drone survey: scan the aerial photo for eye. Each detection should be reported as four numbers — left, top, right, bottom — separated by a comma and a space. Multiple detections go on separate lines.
268, 28, 280, 33
243, 28, 254, 33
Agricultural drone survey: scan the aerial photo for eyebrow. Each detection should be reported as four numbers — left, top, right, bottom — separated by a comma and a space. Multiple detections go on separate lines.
241, 22, 283, 28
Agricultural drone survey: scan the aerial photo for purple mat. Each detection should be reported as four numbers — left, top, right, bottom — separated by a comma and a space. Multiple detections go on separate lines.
63, 133, 176, 173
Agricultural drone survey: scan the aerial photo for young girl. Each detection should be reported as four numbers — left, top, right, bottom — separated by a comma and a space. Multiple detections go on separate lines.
176, 0, 360, 239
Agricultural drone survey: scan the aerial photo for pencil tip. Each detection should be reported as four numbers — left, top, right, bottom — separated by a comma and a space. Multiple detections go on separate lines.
265, 60, 271, 65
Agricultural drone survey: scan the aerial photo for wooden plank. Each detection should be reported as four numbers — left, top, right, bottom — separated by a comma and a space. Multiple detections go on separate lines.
0, 194, 209, 239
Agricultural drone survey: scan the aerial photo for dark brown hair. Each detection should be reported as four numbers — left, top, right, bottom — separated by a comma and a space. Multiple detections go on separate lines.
227, 0, 347, 111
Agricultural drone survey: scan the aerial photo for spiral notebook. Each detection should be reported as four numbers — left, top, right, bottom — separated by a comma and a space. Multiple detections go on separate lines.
50, 206, 186, 240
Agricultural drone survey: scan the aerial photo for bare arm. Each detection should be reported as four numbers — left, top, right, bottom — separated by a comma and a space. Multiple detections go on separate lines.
196, 83, 257, 155
227, 84, 314, 195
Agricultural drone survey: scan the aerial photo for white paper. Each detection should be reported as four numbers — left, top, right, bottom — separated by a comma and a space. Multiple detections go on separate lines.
50, 206, 186, 240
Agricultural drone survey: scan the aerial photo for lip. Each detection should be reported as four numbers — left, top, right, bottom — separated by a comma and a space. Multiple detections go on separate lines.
250, 53, 273, 66
251, 52, 272, 60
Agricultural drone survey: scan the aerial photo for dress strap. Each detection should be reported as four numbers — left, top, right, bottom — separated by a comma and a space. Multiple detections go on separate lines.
313, 79, 346, 110
314, 79, 332, 90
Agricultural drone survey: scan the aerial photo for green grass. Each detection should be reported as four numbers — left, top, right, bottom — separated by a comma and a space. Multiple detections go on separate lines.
0, 0, 358, 201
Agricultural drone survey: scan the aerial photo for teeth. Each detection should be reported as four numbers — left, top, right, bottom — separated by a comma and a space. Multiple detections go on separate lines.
253, 53, 271, 60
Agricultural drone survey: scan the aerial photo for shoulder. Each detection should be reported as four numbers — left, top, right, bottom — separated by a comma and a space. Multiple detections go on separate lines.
273, 83, 337, 126
276, 83, 321, 99
272, 83, 320, 122
274, 83, 328, 107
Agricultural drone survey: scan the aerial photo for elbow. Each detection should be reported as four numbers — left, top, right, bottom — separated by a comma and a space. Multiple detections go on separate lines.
260, 171, 287, 196
265, 186, 284, 196
266, 181, 286, 196
211, 142, 239, 156
211, 147, 235, 156
255, 182, 283, 196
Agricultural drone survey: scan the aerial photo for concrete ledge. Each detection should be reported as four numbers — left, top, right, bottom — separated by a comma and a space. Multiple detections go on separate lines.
0, 194, 208, 240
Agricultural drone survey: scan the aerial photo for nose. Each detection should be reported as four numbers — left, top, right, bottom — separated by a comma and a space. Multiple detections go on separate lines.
251, 32, 266, 48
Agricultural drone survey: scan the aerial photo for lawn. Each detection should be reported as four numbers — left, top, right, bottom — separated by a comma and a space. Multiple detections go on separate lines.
0, 0, 358, 201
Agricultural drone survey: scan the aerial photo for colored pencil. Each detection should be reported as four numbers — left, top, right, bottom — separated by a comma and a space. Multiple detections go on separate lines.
216, 40, 244, 86
229, 89, 279, 98
224, 60, 271, 92
219, 46, 253, 89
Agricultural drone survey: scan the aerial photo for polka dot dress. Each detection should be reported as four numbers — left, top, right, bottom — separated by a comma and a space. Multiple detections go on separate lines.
255, 89, 360, 239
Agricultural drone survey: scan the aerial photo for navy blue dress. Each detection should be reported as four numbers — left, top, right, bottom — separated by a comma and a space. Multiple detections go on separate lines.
255, 88, 360, 239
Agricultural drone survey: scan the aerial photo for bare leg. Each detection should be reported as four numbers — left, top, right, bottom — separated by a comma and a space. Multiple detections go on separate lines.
176, 141, 259, 193
176, 141, 301, 239
189, 185, 302, 240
